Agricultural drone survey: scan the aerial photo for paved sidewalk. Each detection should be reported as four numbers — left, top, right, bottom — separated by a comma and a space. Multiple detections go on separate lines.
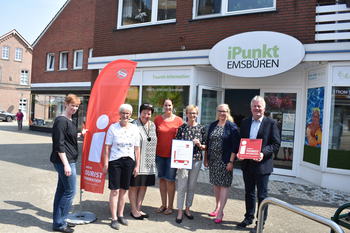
0, 122, 349, 233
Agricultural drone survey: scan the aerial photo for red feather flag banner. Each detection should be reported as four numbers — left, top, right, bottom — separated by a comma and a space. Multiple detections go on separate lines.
80, 59, 137, 194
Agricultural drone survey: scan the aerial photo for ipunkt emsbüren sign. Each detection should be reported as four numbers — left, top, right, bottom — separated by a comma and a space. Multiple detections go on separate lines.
209, 31, 305, 78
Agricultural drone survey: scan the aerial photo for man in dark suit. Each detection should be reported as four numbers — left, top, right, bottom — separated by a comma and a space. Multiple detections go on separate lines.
236, 96, 281, 232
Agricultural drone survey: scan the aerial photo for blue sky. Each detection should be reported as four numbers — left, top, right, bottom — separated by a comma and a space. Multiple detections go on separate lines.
0, 0, 67, 45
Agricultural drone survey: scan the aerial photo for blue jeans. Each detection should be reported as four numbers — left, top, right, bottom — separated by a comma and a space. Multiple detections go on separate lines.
53, 163, 76, 229
156, 156, 177, 181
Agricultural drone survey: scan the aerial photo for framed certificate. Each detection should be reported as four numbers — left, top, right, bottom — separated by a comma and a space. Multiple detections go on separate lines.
237, 138, 262, 159
171, 139, 193, 169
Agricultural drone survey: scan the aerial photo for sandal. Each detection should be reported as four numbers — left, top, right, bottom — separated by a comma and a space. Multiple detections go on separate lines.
156, 206, 166, 213
163, 208, 173, 215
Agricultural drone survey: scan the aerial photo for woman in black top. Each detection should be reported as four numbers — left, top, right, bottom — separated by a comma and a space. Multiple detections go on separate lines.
50, 94, 81, 233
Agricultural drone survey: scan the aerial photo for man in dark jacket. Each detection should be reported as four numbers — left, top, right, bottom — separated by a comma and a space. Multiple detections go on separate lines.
236, 96, 281, 232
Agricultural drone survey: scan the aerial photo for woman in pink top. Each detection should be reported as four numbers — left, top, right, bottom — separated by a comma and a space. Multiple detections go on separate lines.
154, 99, 183, 215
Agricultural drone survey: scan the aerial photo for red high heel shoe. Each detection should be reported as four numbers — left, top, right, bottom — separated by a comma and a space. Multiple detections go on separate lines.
214, 213, 224, 223
209, 211, 218, 217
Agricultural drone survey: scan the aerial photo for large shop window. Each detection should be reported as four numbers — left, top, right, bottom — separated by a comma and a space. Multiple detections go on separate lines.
328, 87, 350, 170
142, 86, 189, 119
119, 0, 176, 28
30, 94, 89, 131
125, 86, 140, 119
195, 0, 275, 18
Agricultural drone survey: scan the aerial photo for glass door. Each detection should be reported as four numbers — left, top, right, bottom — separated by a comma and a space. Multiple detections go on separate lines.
197, 86, 224, 126
261, 90, 301, 176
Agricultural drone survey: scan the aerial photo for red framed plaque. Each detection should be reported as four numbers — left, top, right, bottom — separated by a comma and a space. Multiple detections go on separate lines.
237, 138, 262, 159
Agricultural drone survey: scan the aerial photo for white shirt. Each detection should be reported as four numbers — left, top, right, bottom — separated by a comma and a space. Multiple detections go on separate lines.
249, 116, 264, 139
105, 122, 140, 161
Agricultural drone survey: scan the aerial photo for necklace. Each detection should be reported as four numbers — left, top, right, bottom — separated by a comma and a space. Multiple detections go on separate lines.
140, 119, 151, 142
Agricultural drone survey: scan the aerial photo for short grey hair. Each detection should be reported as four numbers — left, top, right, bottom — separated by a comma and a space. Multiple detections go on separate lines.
119, 103, 133, 114
250, 96, 266, 108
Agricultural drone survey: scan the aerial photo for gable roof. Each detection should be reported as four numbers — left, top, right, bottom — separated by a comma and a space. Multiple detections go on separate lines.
0, 29, 33, 51
32, 0, 70, 48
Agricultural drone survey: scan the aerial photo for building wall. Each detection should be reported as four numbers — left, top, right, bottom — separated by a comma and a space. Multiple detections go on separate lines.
93, 0, 316, 57
0, 33, 32, 115
31, 0, 96, 84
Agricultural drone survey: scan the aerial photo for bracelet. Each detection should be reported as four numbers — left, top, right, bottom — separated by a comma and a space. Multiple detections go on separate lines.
228, 161, 234, 164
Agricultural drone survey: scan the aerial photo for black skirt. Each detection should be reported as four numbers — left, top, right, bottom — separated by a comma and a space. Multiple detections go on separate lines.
130, 174, 156, 187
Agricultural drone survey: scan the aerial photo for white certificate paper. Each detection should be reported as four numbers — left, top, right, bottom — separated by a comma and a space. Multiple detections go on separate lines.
171, 139, 193, 169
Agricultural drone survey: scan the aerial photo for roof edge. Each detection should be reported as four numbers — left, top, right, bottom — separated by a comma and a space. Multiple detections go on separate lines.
0, 29, 33, 50
32, 0, 71, 48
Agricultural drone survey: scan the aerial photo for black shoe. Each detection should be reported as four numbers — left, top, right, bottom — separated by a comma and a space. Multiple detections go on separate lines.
130, 212, 144, 220
110, 219, 120, 230
236, 218, 253, 228
117, 216, 128, 226
184, 212, 194, 220
141, 212, 149, 218
53, 226, 74, 233
175, 217, 183, 224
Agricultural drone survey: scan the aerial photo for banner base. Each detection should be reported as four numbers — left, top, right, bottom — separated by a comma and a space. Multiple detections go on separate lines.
67, 211, 97, 225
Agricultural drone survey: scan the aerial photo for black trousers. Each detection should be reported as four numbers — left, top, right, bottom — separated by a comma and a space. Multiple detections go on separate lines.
242, 169, 270, 222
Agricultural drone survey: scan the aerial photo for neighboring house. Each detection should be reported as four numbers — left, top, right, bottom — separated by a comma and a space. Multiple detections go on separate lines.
0, 29, 32, 121
88, 0, 350, 192
30, 0, 96, 132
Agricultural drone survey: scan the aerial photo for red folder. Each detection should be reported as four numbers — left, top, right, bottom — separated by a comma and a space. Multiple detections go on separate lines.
237, 138, 262, 159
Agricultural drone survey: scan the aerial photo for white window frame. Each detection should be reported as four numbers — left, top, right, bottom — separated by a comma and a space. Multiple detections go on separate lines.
2, 46, 9, 60
117, 0, 176, 29
20, 70, 29, 85
73, 50, 83, 70
89, 48, 93, 58
59, 51, 68, 70
46, 53, 55, 71
15, 48, 23, 61
192, 0, 276, 20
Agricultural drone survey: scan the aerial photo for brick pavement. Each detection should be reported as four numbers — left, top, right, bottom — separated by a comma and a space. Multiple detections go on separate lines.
0, 122, 349, 233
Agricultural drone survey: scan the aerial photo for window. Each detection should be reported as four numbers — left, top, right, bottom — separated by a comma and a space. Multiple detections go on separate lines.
142, 85, 189, 119
73, 50, 83, 69
195, 0, 275, 18
20, 70, 29, 85
328, 87, 350, 170
89, 48, 93, 58
59, 52, 68, 70
2, 46, 9, 59
15, 48, 23, 61
118, 0, 176, 28
46, 53, 55, 71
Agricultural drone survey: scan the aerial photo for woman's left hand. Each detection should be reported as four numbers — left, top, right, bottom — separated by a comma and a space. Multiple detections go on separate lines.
133, 167, 139, 177
226, 162, 234, 172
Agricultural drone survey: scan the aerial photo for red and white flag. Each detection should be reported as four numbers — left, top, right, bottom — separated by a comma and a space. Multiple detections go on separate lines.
81, 59, 137, 193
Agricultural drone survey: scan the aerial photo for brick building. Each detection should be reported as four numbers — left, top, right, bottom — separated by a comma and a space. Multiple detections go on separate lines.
30, 0, 96, 131
0, 29, 32, 121
88, 0, 350, 192
31, 0, 350, 191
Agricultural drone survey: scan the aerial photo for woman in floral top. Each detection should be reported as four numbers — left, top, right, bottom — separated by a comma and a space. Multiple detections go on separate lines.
175, 105, 206, 224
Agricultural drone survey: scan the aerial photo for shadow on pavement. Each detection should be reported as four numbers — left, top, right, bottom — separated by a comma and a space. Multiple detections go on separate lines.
1, 200, 52, 231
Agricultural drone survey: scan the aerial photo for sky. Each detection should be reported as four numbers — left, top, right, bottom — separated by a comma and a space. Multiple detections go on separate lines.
0, 0, 68, 45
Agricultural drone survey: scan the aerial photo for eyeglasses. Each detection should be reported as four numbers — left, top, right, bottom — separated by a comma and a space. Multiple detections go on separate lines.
120, 112, 131, 115
188, 112, 198, 115
143, 103, 153, 108
217, 110, 228, 113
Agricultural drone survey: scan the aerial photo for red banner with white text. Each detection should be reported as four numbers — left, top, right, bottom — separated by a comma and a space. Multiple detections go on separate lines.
80, 59, 137, 193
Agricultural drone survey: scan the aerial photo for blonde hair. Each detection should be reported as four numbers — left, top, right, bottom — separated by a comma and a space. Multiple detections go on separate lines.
216, 104, 234, 122
65, 94, 81, 105
185, 104, 199, 114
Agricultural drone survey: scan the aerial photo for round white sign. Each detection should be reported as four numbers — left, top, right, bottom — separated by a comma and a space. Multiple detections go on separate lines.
209, 31, 305, 78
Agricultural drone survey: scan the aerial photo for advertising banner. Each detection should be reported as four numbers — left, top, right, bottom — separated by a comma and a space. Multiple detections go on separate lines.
81, 59, 137, 193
